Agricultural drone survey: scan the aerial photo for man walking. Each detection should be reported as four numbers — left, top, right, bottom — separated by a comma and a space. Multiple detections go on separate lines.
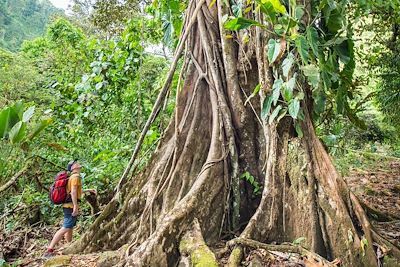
44, 160, 96, 257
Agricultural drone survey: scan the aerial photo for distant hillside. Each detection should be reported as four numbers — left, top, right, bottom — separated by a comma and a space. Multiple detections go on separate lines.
0, 0, 63, 51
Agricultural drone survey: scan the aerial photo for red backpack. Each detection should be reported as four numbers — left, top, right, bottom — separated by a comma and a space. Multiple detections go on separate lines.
49, 171, 71, 204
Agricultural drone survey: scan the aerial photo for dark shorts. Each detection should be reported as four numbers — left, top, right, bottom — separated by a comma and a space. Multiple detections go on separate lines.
63, 208, 77, 229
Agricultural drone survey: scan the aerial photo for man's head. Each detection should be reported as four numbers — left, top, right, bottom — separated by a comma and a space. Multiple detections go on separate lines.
67, 160, 80, 172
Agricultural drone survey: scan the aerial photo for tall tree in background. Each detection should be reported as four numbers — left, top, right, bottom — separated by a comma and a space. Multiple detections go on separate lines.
65, 0, 400, 266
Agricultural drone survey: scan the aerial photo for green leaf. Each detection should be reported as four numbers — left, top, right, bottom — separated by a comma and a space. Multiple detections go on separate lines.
336, 85, 346, 114
22, 106, 35, 122
9, 103, 23, 128
326, 7, 343, 34
283, 73, 296, 102
334, 39, 350, 64
9, 121, 27, 144
301, 64, 320, 89
306, 26, 319, 57
253, 84, 261, 95
245, 84, 261, 106
12, 100, 24, 120
269, 105, 282, 124
262, 0, 287, 14
0, 108, 10, 138
268, 39, 281, 65
295, 36, 309, 64
28, 118, 53, 141
295, 121, 303, 138
288, 99, 300, 119
261, 95, 273, 119
224, 17, 262, 31
259, 2, 277, 23
295, 5, 304, 20
272, 78, 283, 105
95, 82, 103, 90
277, 107, 287, 122
282, 53, 294, 78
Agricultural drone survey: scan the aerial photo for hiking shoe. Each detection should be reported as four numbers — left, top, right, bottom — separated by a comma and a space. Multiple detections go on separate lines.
42, 251, 55, 259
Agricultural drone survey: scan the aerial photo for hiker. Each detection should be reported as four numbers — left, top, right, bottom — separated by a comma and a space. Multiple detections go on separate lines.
44, 160, 97, 257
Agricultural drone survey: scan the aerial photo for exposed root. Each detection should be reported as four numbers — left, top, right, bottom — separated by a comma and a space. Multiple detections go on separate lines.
178, 218, 218, 267
227, 237, 339, 267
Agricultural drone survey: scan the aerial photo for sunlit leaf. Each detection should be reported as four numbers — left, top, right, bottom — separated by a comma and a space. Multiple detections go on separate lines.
0, 108, 10, 138
22, 106, 35, 122
9, 121, 27, 144
272, 78, 283, 105
262, 0, 287, 14
282, 53, 294, 79
224, 17, 262, 31
268, 39, 281, 64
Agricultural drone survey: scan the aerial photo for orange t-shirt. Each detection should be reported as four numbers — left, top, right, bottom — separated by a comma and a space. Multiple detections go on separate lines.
62, 173, 82, 208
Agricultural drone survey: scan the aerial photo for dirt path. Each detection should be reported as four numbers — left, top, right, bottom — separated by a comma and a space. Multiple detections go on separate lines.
345, 160, 400, 248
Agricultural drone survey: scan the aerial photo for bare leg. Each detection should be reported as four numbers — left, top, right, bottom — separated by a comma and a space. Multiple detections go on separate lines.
49, 227, 70, 249
64, 229, 73, 242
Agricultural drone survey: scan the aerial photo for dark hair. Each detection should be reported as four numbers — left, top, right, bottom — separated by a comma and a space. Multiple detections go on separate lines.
67, 159, 78, 172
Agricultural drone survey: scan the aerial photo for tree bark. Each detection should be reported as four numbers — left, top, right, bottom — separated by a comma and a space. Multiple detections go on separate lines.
65, 0, 400, 266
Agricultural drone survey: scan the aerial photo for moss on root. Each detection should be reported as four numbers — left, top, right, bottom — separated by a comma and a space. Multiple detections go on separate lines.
43, 255, 72, 267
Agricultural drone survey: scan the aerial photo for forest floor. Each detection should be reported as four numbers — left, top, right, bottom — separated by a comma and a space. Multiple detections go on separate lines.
1, 159, 399, 266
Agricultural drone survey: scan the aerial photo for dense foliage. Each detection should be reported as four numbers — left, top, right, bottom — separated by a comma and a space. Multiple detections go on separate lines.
0, 5, 172, 239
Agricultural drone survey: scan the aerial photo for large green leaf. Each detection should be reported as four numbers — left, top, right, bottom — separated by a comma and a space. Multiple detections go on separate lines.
8, 104, 22, 129
224, 17, 262, 31
9, 121, 27, 144
336, 85, 347, 114
282, 53, 294, 79
268, 39, 281, 65
283, 73, 297, 102
301, 64, 320, 89
28, 118, 53, 141
306, 26, 319, 57
261, 0, 287, 14
295, 5, 304, 20
11, 101, 24, 120
334, 39, 351, 64
22, 106, 35, 122
295, 36, 309, 64
0, 108, 10, 138
288, 99, 300, 119
326, 7, 343, 34
272, 78, 283, 105
261, 95, 273, 119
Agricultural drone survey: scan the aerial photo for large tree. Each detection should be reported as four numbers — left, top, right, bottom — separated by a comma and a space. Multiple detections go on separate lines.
64, 0, 400, 266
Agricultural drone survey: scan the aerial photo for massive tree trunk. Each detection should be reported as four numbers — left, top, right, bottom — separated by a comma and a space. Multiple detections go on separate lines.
65, 0, 400, 266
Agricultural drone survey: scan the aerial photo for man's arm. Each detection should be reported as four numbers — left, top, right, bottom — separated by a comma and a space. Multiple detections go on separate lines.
71, 185, 79, 216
